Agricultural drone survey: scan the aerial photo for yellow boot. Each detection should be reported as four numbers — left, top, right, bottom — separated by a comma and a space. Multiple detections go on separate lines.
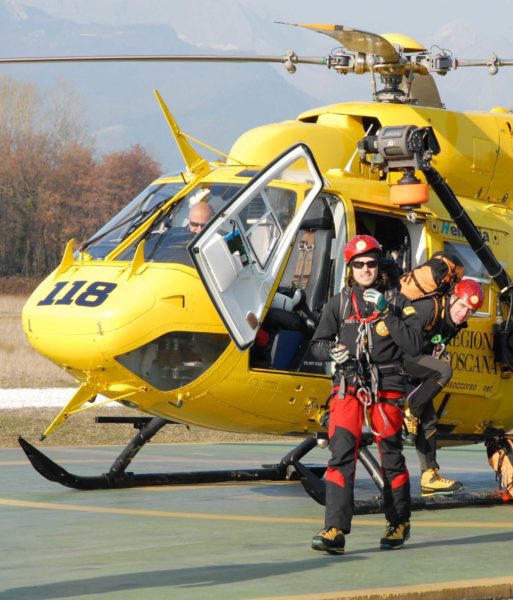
311, 527, 345, 555
421, 468, 463, 496
403, 408, 419, 445
380, 521, 410, 550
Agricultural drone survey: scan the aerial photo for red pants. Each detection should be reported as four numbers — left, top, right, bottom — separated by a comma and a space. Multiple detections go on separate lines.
325, 390, 410, 533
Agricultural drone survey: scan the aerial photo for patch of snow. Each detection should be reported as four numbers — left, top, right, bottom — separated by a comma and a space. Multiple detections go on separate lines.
0, 388, 114, 408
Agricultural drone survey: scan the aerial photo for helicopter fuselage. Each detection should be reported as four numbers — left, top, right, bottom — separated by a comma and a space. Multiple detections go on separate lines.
22, 100, 513, 441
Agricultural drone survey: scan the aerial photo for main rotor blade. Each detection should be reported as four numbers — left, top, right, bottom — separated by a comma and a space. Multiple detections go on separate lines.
0, 53, 326, 67
281, 23, 400, 62
455, 57, 513, 68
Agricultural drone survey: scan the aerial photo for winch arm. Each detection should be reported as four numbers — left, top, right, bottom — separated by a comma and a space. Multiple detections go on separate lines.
420, 164, 511, 294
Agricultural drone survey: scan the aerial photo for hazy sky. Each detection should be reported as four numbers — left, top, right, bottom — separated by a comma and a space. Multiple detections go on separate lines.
17, 0, 513, 38
17, 0, 513, 109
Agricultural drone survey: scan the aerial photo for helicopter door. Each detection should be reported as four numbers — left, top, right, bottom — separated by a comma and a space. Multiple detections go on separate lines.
189, 143, 324, 350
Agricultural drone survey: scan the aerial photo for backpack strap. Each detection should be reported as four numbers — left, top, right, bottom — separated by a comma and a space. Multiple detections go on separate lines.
424, 295, 446, 332
385, 288, 397, 309
338, 287, 352, 325
505, 438, 513, 466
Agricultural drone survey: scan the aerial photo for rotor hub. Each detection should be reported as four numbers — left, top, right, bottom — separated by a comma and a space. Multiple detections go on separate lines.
375, 74, 408, 103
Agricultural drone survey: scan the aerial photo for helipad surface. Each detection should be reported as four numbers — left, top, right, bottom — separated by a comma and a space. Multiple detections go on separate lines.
1, 441, 513, 599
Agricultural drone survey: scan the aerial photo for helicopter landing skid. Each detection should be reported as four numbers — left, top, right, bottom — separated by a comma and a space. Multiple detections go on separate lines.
17, 420, 512, 513
295, 432, 385, 505
297, 432, 513, 514
17, 416, 326, 491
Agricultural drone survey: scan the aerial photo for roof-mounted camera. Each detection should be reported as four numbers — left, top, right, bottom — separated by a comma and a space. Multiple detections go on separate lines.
358, 125, 441, 213
358, 125, 440, 171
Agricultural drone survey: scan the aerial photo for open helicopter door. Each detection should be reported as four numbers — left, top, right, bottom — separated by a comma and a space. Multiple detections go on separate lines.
189, 143, 324, 350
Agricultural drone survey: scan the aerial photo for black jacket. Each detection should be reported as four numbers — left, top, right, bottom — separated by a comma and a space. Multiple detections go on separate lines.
310, 286, 423, 391
409, 295, 466, 355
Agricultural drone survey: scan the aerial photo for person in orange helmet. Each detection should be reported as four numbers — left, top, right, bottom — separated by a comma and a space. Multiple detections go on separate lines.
310, 234, 423, 555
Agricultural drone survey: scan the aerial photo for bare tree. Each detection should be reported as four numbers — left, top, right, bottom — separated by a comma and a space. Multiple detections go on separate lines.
0, 77, 161, 278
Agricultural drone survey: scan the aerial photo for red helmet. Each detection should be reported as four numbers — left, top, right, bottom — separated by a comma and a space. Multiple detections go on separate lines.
453, 279, 484, 310
344, 235, 382, 264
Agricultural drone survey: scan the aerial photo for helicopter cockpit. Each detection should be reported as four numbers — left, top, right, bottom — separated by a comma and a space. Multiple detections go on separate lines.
116, 183, 244, 266
82, 177, 300, 269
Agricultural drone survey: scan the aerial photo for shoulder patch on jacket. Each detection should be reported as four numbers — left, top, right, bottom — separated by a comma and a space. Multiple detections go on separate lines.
403, 306, 417, 316
376, 320, 390, 336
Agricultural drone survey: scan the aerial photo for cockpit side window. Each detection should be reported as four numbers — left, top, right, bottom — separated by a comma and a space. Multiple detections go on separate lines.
443, 240, 491, 315
443, 241, 488, 280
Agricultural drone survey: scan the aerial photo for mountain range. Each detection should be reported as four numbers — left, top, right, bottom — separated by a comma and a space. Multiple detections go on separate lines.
0, 0, 320, 170
1, 1, 513, 172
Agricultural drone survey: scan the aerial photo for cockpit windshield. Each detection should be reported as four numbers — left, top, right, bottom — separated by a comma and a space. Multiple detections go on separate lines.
127, 182, 297, 267
84, 182, 185, 259
84, 178, 298, 268
116, 181, 297, 267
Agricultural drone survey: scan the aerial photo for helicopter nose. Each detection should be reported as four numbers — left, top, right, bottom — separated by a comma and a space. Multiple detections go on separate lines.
22, 267, 157, 370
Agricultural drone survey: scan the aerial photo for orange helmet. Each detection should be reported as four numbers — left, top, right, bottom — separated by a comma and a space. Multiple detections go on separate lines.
453, 279, 484, 310
344, 235, 382, 264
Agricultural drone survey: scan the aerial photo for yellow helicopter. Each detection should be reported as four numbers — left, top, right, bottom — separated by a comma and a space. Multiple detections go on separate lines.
10, 24, 513, 506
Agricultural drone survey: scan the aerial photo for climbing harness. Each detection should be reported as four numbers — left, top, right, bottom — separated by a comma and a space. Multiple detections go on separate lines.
351, 301, 390, 437
333, 288, 406, 437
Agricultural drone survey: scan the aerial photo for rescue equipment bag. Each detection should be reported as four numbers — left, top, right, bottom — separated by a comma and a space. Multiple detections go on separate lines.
399, 252, 464, 301
486, 435, 513, 498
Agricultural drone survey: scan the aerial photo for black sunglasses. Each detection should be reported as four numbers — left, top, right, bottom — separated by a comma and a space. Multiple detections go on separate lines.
352, 259, 378, 270
189, 221, 208, 228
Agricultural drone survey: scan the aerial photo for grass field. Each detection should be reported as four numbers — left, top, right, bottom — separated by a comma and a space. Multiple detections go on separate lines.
2, 406, 287, 449
0, 294, 75, 388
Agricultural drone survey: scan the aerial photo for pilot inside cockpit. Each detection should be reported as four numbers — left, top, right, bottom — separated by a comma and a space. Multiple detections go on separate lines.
187, 200, 214, 234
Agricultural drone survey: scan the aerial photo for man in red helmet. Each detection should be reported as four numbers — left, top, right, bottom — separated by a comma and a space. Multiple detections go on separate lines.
402, 278, 484, 496
310, 234, 423, 555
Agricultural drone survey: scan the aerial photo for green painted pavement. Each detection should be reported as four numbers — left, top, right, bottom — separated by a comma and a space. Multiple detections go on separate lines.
1, 442, 512, 599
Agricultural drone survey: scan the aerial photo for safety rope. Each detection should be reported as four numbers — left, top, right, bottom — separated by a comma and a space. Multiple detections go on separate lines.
353, 319, 390, 437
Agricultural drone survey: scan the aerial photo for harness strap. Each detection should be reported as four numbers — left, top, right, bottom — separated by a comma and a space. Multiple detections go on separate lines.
339, 287, 351, 325
349, 292, 380, 323
375, 361, 403, 375
334, 386, 403, 402
377, 390, 403, 399
292, 230, 315, 288
333, 287, 402, 434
